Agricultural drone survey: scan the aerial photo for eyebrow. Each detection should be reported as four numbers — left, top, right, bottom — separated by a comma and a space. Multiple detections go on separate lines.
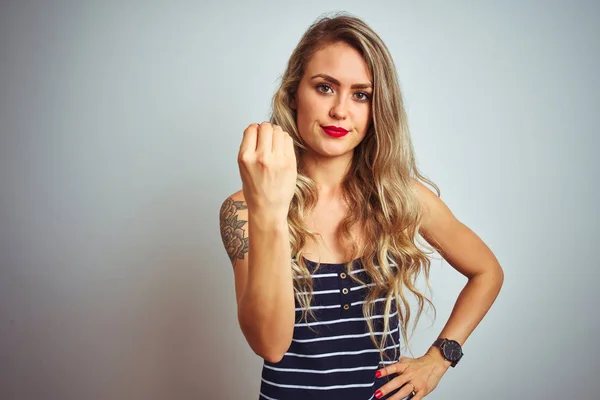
310, 73, 372, 90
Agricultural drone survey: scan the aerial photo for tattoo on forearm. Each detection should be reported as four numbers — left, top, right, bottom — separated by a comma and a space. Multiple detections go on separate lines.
219, 198, 249, 266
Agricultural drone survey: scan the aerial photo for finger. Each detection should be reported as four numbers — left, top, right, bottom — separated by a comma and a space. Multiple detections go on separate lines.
284, 132, 296, 158
240, 123, 259, 154
376, 361, 409, 378
394, 390, 417, 400
408, 390, 424, 400
388, 382, 417, 400
271, 124, 285, 154
256, 121, 273, 153
375, 375, 410, 400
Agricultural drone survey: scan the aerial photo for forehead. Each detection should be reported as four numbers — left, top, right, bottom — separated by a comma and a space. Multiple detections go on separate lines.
304, 42, 372, 84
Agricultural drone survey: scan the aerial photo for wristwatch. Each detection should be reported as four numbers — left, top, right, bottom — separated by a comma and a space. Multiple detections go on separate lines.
432, 338, 464, 367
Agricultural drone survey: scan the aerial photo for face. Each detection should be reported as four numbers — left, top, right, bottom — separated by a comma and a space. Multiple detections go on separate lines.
292, 42, 373, 159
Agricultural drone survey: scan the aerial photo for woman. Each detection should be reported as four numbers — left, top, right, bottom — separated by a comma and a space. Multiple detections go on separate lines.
219, 13, 503, 400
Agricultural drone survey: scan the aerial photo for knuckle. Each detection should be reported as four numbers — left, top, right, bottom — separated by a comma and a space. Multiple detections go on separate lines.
256, 153, 270, 166
238, 151, 253, 164
259, 124, 273, 134
243, 124, 258, 134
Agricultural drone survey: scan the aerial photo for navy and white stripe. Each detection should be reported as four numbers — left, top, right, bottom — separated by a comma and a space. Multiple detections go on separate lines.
258, 258, 412, 400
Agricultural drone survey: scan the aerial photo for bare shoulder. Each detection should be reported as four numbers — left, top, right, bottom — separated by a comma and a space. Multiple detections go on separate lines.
222, 189, 246, 205
219, 190, 249, 267
411, 179, 443, 217
410, 178, 458, 234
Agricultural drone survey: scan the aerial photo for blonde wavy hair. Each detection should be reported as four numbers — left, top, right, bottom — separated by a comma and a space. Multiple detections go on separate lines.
270, 13, 440, 360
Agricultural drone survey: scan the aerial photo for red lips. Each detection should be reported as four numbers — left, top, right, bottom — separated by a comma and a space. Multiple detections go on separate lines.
321, 125, 349, 138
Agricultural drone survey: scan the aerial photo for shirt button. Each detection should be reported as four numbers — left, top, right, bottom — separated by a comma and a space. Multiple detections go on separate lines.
341, 288, 349, 295
340, 272, 347, 279
343, 304, 350, 310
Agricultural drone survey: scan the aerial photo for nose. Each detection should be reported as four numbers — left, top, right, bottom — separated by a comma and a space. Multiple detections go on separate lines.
329, 97, 348, 120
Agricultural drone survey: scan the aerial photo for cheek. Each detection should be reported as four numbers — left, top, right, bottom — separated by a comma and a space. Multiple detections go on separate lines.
297, 99, 320, 125
355, 105, 371, 128
294, 97, 318, 138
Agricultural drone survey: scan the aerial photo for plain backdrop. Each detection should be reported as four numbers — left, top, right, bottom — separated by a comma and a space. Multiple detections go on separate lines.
1, 1, 598, 399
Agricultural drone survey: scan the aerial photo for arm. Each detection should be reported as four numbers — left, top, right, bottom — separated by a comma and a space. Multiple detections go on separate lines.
374, 180, 504, 399
220, 122, 298, 362
219, 190, 296, 363
413, 179, 504, 367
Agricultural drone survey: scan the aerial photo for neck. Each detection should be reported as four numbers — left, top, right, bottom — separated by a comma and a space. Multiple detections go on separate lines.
300, 151, 353, 201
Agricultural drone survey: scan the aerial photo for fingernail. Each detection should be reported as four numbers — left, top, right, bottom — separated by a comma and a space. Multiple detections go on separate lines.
375, 390, 383, 399
375, 370, 382, 378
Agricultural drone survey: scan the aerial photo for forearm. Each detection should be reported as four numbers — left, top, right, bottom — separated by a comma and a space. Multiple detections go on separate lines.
426, 266, 504, 363
238, 213, 296, 361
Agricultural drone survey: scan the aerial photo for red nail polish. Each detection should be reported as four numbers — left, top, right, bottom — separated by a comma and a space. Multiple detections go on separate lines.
375, 370, 382, 378
375, 390, 383, 399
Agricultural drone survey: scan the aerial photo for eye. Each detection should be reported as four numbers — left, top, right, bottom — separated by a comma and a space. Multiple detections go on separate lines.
316, 84, 333, 94
354, 92, 371, 102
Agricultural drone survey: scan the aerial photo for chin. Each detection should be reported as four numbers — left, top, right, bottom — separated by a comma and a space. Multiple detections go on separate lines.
313, 144, 355, 158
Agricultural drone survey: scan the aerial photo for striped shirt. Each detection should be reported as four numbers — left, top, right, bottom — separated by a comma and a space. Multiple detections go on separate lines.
258, 258, 413, 400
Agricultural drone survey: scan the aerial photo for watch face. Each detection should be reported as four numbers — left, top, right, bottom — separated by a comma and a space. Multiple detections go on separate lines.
442, 340, 462, 361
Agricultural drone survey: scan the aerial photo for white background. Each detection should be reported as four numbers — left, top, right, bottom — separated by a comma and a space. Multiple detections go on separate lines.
1, 1, 598, 399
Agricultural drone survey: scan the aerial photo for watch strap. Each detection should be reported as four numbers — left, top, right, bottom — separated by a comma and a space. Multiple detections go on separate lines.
431, 338, 463, 367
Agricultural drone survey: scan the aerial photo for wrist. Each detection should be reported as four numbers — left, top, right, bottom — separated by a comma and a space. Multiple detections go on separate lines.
249, 212, 289, 231
426, 346, 452, 370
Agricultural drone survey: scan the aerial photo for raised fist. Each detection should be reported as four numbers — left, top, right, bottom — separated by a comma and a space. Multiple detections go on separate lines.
237, 122, 297, 218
